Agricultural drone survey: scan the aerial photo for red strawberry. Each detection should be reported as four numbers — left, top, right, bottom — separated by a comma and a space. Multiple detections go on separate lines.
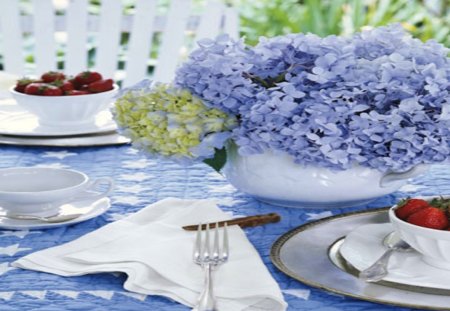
42, 85, 63, 96
14, 78, 36, 93
59, 81, 74, 93
66, 90, 89, 96
67, 77, 82, 89
74, 71, 102, 85
41, 71, 65, 83
406, 206, 449, 230
395, 198, 429, 220
24, 83, 47, 95
87, 79, 114, 93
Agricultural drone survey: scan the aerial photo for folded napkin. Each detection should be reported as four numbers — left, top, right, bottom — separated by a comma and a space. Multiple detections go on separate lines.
340, 223, 450, 289
13, 198, 287, 311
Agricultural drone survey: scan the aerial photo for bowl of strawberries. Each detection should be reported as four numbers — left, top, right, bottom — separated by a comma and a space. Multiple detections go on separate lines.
10, 71, 118, 127
389, 196, 450, 270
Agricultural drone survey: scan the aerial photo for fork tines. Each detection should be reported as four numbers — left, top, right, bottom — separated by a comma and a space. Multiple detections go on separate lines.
193, 222, 229, 266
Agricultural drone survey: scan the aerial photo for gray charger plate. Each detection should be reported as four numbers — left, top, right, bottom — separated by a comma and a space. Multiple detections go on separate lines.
270, 208, 450, 310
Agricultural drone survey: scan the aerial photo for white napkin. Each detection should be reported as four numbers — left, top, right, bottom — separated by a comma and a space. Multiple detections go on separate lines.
340, 223, 450, 289
13, 198, 287, 311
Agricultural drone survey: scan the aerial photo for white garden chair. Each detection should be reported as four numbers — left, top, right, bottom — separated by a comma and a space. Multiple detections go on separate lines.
0, 0, 239, 87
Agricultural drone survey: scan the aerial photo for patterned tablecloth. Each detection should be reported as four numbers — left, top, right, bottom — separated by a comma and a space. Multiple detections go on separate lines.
0, 144, 445, 311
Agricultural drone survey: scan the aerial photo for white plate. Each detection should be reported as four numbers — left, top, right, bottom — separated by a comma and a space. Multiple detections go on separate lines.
0, 132, 130, 147
0, 197, 111, 230
271, 208, 450, 310
0, 99, 117, 137
340, 223, 450, 291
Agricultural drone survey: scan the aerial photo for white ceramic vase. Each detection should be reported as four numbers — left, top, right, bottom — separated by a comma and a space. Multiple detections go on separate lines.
222, 145, 428, 208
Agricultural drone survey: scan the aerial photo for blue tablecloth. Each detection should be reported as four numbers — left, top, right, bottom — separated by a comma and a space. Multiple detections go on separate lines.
0, 144, 446, 311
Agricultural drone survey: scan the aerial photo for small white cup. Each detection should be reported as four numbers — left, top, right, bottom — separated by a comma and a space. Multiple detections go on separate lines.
0, 167, 114, 216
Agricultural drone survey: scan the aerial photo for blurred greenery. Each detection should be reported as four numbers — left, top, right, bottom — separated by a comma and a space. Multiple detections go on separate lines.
86, 0, 450, 47
233, 0, 450, 46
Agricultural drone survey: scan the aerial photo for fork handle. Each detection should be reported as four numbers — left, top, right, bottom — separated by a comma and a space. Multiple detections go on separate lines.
192, 263, 217, 311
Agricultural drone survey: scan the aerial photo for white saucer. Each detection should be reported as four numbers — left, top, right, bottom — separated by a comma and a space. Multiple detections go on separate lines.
0, 197, 111, 230
0, 99, 117, 137
340, 223, 450, 291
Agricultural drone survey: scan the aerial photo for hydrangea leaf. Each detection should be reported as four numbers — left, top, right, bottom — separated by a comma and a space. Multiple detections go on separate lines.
203, 147, 227, 173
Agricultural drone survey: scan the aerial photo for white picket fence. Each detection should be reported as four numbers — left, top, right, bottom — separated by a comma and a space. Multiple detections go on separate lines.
0, 0, 239, 86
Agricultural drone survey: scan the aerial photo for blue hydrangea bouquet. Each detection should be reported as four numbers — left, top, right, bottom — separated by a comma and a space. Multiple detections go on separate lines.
114, 25, 450, 175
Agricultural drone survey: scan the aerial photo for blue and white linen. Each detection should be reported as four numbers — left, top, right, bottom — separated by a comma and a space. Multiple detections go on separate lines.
0, 144, 443, 310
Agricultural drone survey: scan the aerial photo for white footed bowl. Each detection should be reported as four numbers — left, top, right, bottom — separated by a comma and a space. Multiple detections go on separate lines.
10, 85, 119, 127
223, 147, 428, 208
389, 200, 450, 270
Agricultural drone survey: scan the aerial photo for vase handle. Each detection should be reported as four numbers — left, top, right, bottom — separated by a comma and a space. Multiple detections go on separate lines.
380, 165, 429, 188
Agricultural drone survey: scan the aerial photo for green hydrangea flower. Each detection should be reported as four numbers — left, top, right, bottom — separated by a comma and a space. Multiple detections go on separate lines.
113, 81, 236, 162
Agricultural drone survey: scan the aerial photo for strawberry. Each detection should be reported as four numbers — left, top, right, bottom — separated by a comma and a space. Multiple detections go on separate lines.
59, 81, 74, 93
41, 71, 65, 83
67, 77, 82, 90
42, 85, 63, 96
395, 198, 429, 220
429, 196, 450, 211
14, 78, 36, 93
87, 79, 114, 93
24, 83, 47, 95
74, 71, 102, 85
66, 90, 90, 96
406, 206, 449, 230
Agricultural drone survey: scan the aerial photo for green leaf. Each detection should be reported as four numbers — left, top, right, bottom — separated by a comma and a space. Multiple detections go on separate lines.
203, 147, 227, 173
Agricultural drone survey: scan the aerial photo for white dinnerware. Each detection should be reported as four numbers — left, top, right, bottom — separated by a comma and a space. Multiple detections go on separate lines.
0, 131, 129, 147
0, 197, 111, 230
10, 84, 118, 128
0, 167, 113, 216
341, 222, 450, 290
389, 198, 450, 270
0, 99, 116, 136
271, 208, 450, 310
223, 146, 429, 208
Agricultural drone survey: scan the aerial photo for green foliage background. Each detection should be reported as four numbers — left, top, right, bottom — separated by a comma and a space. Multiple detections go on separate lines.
233, 0, 450, 46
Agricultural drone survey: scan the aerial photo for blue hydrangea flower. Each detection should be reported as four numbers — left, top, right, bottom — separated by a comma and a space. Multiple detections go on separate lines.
176, 25, 450, 172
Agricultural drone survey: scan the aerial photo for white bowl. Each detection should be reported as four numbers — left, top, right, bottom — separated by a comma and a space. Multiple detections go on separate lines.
389, 198, 450, 270
0, 167, 113, 216
10, 84, 119, 127
223, 145, 429, 208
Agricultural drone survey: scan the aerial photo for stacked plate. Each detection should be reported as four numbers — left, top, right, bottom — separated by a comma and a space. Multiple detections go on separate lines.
0, 99, 129, 147
271, 208, 450, 310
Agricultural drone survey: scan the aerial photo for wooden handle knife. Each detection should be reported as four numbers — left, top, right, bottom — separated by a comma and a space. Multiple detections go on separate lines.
182, 213, 281, 231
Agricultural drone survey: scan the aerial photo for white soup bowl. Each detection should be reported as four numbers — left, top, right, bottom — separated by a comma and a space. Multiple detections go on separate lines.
0, 167, 114, 216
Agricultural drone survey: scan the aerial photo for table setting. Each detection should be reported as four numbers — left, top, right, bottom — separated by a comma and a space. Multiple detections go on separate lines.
0, 70, 129, 147
1, 24, 450, 311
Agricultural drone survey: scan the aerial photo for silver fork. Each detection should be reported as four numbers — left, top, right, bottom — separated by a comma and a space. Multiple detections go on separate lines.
192, 223, 229, 311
